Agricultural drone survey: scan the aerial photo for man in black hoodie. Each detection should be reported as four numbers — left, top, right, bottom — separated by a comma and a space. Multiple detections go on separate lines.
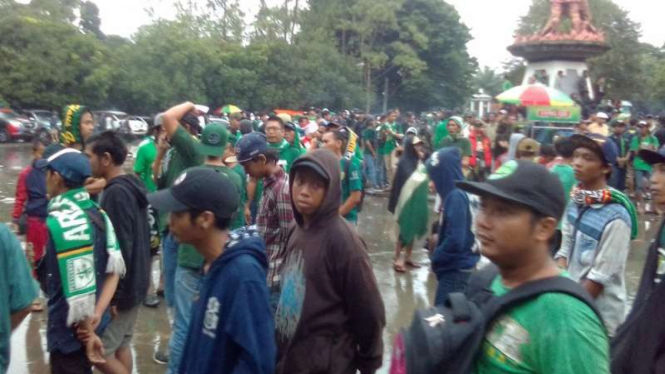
275, 149, 386, 374
85, 131, 151, 374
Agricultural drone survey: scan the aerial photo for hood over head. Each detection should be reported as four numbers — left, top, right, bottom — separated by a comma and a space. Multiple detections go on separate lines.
106, 174, 149, 209
426, 147, 464, 202
289, 149, 341, 228
508, 133, 526, 161
60, 104, 90, 145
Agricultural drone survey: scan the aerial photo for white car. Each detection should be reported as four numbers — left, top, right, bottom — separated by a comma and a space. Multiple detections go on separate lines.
124, 116, 148, 136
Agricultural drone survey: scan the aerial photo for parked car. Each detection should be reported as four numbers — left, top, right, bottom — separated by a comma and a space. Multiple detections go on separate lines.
0, 111, 36, 143
21, 109, 60, 144
94, 110, 128, 133
123, 116, 148, 136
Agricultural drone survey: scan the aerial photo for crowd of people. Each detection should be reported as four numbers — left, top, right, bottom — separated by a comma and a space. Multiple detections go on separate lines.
1, 100, 665, 374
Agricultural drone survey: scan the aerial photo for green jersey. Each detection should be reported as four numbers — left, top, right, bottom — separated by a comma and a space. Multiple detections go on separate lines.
133, 136, 157, 192
340, 157, 363, 223
433, 120, 450, 149
0, 224, 38, 374
473, 275, 609, 374
177, 164, 244, 269
440, 135, 472, 157
362, 128, 377, 155
550, 163, 575, 229
631, 135, 660, 172
380, 122, 402, 155
231, 164, 247, 230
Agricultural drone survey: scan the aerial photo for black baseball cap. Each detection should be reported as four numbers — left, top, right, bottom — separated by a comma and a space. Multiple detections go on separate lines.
639, 148, 665, 166
235, 132, 269, 163
457, 160, 566, 220
284, 122, 297, 132
147, 167, 238, 219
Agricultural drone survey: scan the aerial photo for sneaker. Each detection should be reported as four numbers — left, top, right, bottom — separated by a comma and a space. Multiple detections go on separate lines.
153, 350, 169, 365
143, 295, 160, 308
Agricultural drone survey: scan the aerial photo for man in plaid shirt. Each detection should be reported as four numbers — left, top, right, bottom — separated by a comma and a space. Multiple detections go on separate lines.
236, 133, 294, 291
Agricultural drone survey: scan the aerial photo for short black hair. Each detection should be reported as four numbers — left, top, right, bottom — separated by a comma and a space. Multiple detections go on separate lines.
87, 130, 128, 166
540, 144, 556, 158
266, 116, 285, 129
189, 209, 231, 231
554, 137, 575, 158
258, 148, 280, 163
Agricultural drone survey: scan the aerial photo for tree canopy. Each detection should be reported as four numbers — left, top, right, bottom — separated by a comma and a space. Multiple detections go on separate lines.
0, 0, 477, 115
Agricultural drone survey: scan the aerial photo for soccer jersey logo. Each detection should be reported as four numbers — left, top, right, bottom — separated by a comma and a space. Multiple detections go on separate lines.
203, 297, 220, 338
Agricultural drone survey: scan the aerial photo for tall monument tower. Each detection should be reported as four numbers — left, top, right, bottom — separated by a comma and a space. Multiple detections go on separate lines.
509, 0, 610, 99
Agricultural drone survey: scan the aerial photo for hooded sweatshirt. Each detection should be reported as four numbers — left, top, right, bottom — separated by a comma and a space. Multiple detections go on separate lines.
426, 148, 479, 276
276, 149, 386, 374
178, 228, 275, 374
100, 174, 151, 310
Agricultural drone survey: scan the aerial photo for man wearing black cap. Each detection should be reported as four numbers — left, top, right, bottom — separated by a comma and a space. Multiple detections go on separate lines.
148, 167, 275, 374
555, 134, 637, 337
612, 147, 665, 374
457, 160, 609, 373
40, 149, 126, 374
276, 149, 385, 374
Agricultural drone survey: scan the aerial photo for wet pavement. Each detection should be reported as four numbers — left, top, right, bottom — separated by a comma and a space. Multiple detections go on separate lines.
0, 142, 654, 374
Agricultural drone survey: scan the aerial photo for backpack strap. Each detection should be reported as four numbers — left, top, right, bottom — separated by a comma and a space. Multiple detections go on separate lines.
483, 276, 604, 329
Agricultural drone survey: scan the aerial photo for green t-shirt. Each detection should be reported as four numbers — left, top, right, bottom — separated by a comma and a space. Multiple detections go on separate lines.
157, 126, 204, 229
362, 128, 376, 155
631, 135, 660, 172
231, 164, 248, 230
380, 122, 402, 155
0, 224, 38, 374
550, 163, 575, 229
440, 136, 472, 157
133, 136, 157, 193
341, 157, 363, 223
473, 275, 609, 374
177, 164, 244, 269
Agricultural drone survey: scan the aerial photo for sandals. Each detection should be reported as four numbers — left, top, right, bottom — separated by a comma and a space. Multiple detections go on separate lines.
405, 260, 421, 269
393, 262, 407, 273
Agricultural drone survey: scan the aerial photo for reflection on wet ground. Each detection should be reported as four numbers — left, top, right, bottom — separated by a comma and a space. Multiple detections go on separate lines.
1, 142, 652, 374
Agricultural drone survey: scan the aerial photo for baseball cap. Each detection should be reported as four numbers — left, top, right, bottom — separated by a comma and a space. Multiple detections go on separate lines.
638, 120, 648, 127
197, 123, 229, 157
457, 160, 566, 220
284, 122, 297, 132
147, 167, 238, 219
235, 132, 269, 163
596, 112, 609, 120
517, 138, 540, 154
570, 133, 618, 166
638, 148, 665, 166
35, 148, 91, 184
412, 136, 424, 146
406, 127, 418, 135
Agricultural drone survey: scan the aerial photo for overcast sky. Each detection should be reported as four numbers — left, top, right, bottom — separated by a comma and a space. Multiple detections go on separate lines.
93, 0, 665, 70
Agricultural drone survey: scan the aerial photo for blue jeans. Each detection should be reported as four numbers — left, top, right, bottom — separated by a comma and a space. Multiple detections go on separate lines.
434, 270, 472, 306
363, 153, 378, 188
161, 233, 179, 308
167, 266, 202, 374
375, 153, 387, 188
635, 169, 651, 194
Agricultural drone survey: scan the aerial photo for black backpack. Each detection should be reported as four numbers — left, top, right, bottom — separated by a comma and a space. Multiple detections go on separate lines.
391, 266, 604, 374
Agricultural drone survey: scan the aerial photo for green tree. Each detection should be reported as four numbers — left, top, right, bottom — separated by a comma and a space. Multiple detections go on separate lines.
80, 1, 104, 39
473, 66, 505, 97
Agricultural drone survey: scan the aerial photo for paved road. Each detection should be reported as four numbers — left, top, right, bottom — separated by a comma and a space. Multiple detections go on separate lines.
0, 142, 652, 374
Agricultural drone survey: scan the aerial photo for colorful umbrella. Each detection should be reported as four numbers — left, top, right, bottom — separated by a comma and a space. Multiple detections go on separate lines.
214, 105, 242, 115
496, 84, 574, 107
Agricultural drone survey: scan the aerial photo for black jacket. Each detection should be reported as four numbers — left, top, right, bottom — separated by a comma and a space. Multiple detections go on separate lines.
100, 174, 151, 311
611, 221, 665, 374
